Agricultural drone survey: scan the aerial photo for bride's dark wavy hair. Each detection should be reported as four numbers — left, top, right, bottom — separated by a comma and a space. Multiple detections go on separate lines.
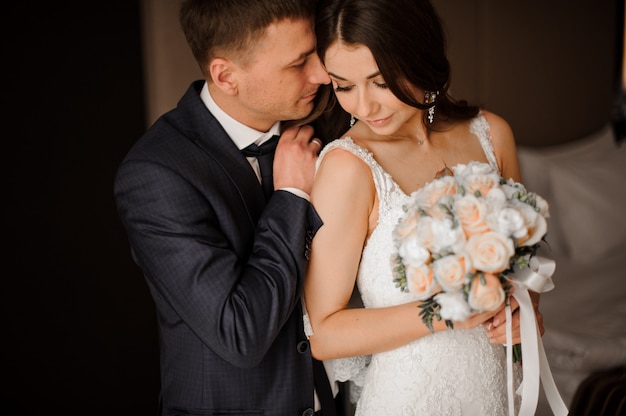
313, 0, 480, 143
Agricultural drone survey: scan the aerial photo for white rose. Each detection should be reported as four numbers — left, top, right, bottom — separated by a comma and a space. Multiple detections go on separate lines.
485, 187, 507, 210
453, 161, 494, 178
486, 206, 527, 240
533, 193, 550, 218
430, 217, 466, 254
516, 203, 548, 247
398, 238, 431, 268
501, 179, 527, 199
435, 291, 473, 321
397, 216, 436, 266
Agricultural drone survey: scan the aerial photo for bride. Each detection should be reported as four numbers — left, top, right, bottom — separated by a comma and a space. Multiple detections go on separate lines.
303, 0, 544, 414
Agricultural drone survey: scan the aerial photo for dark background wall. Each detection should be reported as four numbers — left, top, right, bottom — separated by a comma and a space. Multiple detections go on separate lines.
2, 2, 160, 414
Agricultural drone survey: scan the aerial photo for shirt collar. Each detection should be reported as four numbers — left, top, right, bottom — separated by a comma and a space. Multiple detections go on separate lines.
200, 82, 281, 150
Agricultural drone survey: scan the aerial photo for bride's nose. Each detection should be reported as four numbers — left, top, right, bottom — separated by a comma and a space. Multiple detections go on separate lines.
354, 90, 377, 120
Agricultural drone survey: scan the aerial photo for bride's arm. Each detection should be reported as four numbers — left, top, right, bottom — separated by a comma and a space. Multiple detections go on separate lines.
305, 147, 492, 361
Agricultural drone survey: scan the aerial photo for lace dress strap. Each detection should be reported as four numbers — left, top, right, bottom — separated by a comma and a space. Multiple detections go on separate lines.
316, 137, 397, 208
317, 136, 372, 166
470, 114, 500, 173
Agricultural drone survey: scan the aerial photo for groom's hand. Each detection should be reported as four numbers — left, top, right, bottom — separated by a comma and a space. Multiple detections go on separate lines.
273, 125, 322, 195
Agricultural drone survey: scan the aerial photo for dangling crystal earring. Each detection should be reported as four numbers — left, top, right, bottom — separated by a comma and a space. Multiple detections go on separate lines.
349, 115, 356, 127
425, 91, 439, 123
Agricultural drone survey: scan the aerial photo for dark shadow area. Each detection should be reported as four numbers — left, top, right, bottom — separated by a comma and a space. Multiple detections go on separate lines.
1, 1, 160, 414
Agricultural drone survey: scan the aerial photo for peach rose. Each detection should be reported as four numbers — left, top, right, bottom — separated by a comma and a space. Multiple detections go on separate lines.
393, 209, 420, 241
454, 161, 501, 195
463, 171, 501, 197
406, 264, 440, 301
465, 231, 515, 273
454, 194, 490, 238
432, 254, 471, 291
467, 272, 506, 312
419, 197, 453, 220
413, 175, 457, 207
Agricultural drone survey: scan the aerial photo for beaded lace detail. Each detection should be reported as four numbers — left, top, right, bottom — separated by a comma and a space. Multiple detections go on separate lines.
307, 115, 521, 415
471, 114, 499, 171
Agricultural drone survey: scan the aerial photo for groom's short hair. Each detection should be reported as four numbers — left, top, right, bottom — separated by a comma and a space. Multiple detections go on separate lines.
179, 0, 316, 75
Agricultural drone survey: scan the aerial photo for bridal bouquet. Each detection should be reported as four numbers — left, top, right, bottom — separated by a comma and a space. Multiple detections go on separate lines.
391, 161, 550, 342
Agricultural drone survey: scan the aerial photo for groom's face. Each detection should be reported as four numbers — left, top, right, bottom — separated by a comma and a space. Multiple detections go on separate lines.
232, 18, 330, 131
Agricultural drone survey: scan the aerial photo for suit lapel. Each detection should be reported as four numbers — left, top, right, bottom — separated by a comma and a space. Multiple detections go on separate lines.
177, 81, 267, 224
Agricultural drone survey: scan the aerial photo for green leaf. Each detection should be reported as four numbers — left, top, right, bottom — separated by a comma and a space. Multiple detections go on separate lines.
417, 297, 451, 334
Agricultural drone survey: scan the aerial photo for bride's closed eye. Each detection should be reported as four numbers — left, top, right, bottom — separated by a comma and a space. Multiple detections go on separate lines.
334, 84, 353, 92
333, 82, 388, 93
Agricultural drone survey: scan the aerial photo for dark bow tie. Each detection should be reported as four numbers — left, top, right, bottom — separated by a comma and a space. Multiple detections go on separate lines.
241, 135, 279, 200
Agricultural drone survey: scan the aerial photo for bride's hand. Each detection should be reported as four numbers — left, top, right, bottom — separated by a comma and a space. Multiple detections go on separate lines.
484, 297, 522, 344
451, 309, 498, 331
486, 293, 545, 344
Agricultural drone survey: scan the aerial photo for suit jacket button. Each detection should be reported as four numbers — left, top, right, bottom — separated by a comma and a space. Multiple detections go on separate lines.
302, 408, 315, 416
297, 340, 310, 354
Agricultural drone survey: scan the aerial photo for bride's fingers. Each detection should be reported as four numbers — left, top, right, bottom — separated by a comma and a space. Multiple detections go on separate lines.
455, 309, 497, 330
491, 297, 520, 328
487, 311, 521, 344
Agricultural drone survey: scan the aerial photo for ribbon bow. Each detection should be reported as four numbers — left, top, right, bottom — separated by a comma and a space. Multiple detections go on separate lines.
504, 255, 568, 416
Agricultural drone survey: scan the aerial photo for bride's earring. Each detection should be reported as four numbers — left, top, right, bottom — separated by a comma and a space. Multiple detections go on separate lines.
425, 91, 439, 123
350, 115, 356, 127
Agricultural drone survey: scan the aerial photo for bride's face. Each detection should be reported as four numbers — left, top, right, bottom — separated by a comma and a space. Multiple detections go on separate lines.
323, 41, 422, 136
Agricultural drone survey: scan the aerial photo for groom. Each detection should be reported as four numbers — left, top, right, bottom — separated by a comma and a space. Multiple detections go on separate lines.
114, 0, 339, 414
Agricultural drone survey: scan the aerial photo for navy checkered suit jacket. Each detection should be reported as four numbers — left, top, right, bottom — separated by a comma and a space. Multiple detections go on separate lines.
114, 80, 323, 416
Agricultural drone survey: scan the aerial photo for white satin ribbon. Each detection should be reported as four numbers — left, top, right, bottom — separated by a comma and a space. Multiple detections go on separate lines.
505, 301, 515, 416
512, 255, 556, 293
504, 256, 568, 416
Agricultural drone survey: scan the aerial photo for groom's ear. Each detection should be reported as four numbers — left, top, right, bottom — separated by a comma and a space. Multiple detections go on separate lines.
209, 57, 238, 95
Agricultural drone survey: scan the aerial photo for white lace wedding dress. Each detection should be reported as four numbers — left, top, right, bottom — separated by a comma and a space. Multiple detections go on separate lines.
314, 115, 522, 416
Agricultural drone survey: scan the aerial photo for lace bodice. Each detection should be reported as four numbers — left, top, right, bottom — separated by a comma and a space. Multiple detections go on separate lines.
309, 115, 521, 415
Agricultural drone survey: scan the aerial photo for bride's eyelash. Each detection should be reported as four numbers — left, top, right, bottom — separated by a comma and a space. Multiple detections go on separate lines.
334, 82, 388, 93
334, 85, 353, 92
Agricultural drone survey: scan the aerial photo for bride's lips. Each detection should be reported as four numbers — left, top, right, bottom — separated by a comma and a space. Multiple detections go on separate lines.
365, 115, 391, 128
